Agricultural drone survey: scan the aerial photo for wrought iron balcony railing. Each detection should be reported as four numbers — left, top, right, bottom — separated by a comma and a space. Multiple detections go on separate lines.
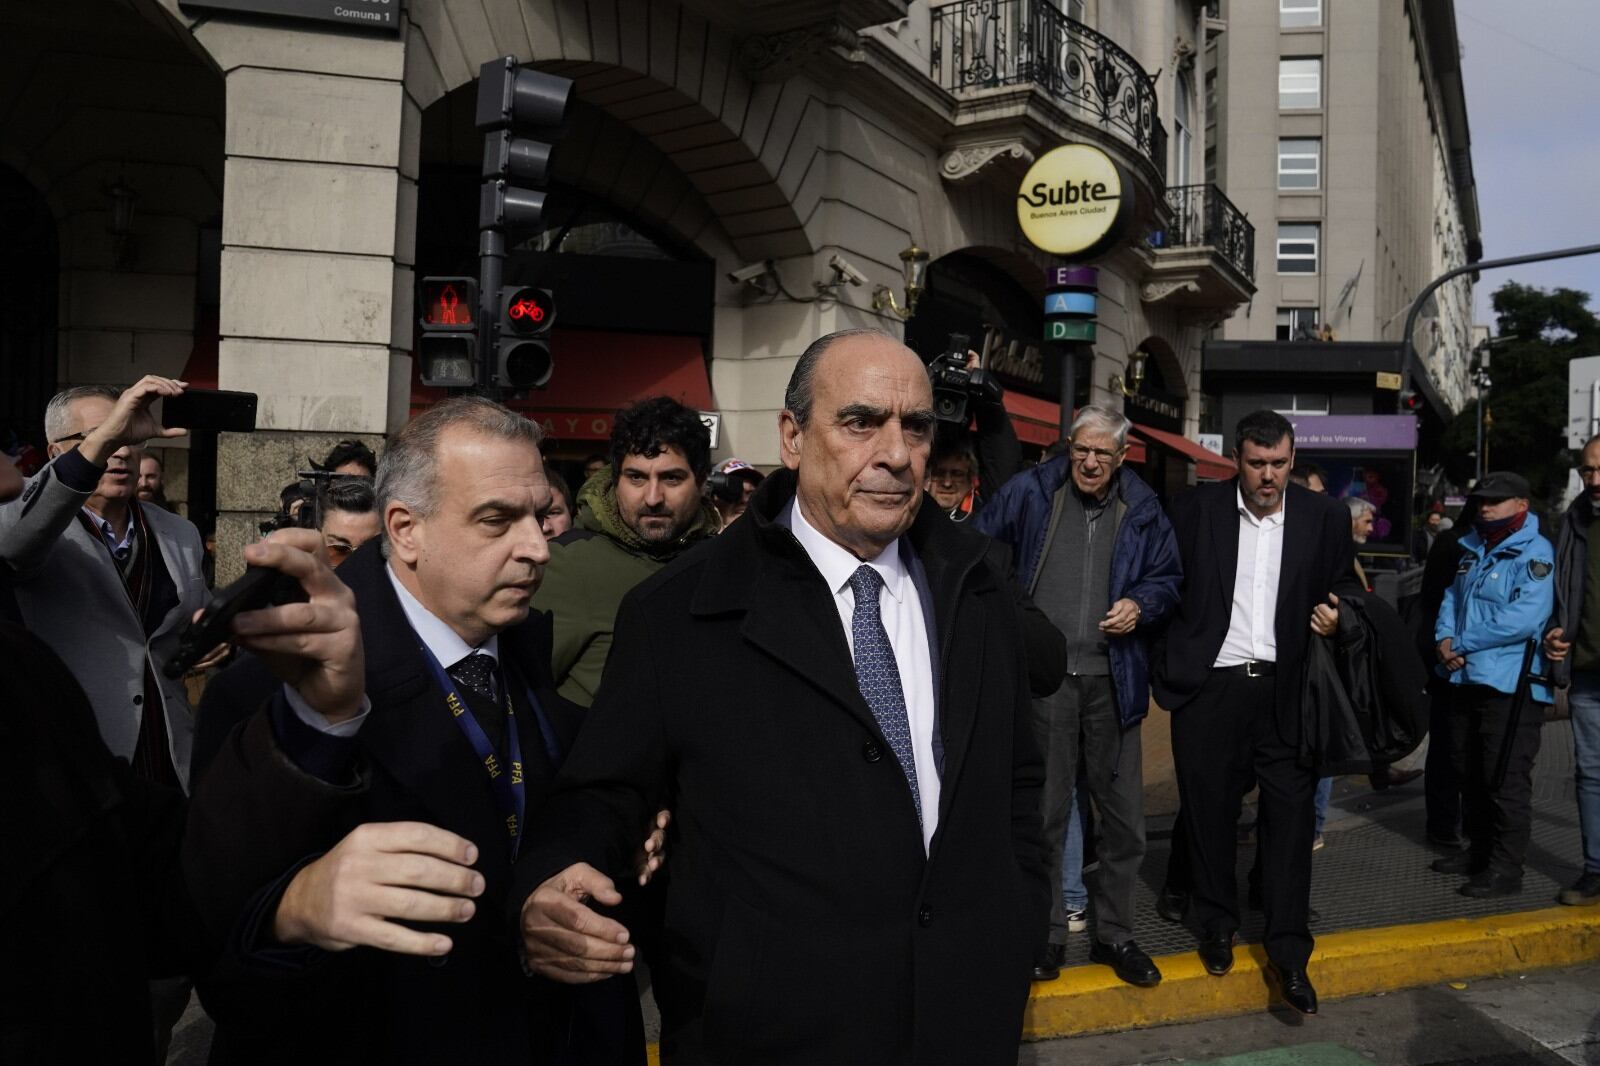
929, 0, 1164, 172
1150, 183, 1255, 281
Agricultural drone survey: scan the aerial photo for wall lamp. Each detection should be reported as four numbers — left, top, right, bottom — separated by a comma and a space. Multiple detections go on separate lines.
106, 176, 138, 269
872, 242, 931, 320
1109, 348, 1148, 397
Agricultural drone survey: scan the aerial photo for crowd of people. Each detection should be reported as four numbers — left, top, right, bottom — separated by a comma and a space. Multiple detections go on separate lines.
2, 329, 1596, 1065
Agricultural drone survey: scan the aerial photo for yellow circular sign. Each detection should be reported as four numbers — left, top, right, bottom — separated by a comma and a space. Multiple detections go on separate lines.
1016, 144, 1132, 258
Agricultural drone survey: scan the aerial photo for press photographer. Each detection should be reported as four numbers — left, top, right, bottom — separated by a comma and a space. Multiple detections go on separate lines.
923, 334, 1022, 522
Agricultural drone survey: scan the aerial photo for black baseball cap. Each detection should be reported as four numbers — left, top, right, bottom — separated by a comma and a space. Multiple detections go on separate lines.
1468, 471, 1531, 501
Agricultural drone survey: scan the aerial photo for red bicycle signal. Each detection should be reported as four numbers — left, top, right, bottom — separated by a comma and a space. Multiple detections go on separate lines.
502, 286, 554, 335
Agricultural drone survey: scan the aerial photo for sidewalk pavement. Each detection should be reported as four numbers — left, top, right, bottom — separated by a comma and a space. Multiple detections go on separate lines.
1028, 715, 1600, 1039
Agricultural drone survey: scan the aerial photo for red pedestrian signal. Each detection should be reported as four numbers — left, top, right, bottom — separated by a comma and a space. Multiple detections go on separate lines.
418, 277, 477, 330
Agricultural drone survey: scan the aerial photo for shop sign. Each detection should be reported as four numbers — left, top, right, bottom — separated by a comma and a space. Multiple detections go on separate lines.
1016, 145, 1136, 259
698, 411, 721, 449
981, 329, 1046, 388
178, 0, 403, 35
1288, 415, 1418, 451
1126, 387, 1184, 432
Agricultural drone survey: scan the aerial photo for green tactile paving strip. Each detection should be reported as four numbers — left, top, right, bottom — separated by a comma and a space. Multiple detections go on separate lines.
1059, 719, 1584, 968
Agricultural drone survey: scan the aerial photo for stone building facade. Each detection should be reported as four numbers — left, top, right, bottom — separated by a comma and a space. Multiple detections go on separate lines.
3, 0, 1259, 576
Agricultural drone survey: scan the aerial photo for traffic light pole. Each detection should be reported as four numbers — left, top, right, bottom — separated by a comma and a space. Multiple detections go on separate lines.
1397, 241, 1600, 414
477, 226, 506, 396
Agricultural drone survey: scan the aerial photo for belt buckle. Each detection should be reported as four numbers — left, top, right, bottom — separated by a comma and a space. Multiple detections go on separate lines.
1244, 660, 1265, 678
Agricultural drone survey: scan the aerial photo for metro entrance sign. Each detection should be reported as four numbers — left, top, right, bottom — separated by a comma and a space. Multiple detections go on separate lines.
177, 0, 402, 36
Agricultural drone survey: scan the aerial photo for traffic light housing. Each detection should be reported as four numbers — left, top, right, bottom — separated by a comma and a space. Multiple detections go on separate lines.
497, 285, 555, 390
475, 58, 571, 234
417, 277, 478, 388
1399, 388, 1422, 412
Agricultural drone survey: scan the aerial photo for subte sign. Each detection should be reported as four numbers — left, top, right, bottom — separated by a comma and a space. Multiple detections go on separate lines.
1015, 144, 1135, 260
177, 0, 402, 36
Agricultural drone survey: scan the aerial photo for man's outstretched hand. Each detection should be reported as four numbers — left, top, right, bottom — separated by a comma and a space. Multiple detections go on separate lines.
274, 822, 484, 957
520, 863, 635, 983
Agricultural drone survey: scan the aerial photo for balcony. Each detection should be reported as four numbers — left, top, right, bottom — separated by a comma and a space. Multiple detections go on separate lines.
1141, 183, 1256, 309
929, 0, 1164, 178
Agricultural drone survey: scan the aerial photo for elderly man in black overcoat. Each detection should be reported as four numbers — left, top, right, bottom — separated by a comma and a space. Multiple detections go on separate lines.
515, 328, 1051, 1065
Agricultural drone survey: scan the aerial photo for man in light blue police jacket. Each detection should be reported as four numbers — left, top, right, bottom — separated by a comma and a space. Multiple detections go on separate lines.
1433, 471, 1554, 898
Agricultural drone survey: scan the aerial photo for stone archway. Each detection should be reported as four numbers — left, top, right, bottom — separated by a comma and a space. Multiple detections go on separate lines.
403, 0, 817, 262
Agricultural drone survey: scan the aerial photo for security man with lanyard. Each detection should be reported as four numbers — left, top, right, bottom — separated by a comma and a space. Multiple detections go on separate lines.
1433, 471, 1555, 899
185, 397, 661, 1065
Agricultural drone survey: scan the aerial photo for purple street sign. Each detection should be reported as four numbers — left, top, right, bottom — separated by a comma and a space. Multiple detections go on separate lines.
1288, 415, 1417, 451
1047, 265, 1099, 289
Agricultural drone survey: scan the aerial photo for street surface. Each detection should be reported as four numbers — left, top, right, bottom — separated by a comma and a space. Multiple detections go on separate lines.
1022, 963, 1600, 1066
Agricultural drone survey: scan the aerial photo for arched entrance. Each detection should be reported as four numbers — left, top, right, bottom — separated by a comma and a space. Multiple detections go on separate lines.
0, 165, 57, 470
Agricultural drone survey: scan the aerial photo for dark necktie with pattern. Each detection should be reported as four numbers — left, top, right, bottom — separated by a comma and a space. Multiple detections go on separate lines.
448, 651, 505, 750
847, 564, 922, 824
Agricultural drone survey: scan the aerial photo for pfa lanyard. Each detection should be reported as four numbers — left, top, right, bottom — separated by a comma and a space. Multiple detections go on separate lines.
418, 643, 527, 856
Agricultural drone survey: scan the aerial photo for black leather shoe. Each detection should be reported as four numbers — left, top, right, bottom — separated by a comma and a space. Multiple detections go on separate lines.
1031, 942, 1065, 982
1460, 873, 1523, 899
1268, 964, 1319, 1014
1155, 884, 1188, 923
1089, 939, 1162, 988
1432, 851, 1485, 875
1198, 935, 1234, 976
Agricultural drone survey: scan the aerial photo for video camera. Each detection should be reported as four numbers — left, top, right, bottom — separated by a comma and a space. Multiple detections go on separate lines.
928, 332, 1003, 425
257, 469, 359, 536
705, 470, 744, 505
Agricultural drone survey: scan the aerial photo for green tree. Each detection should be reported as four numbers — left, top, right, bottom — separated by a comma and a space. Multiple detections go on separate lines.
1441, 282, 1600, 504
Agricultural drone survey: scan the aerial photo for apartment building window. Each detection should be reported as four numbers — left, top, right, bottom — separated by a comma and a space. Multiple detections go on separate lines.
1174, 73, 1194, 187
1279, 58, 1321, 109
1280, 0, 1321, 28
1276, 306, 1321, 340
1272, 394, 1331, 415
1276, 223, 1320, 273
1278, 138, 1321, 189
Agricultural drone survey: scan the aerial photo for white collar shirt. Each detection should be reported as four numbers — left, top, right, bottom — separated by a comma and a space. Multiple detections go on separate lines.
787, 498, 940, 852
1214, 487, 1286, 666
387, 563, 501, 671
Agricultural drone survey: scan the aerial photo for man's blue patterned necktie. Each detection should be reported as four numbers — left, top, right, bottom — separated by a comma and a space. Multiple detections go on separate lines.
848, 564, 922, 824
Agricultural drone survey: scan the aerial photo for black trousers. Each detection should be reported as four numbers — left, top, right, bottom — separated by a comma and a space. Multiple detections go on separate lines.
1171, 670, 1317, 969
1449, 683, 1544, 878
1424, 677, 1463, 840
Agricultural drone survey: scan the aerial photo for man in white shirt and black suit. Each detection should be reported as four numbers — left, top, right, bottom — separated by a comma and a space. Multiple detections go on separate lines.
1154, 409, 1353, 1015
185, 396, 652, 1064
513, 328, 1050, 1065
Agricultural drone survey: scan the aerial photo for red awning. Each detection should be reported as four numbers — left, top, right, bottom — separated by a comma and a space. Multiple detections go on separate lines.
1132, 423, 1236, 480
1001, 392, 1147, 462
412, 328, 712, 442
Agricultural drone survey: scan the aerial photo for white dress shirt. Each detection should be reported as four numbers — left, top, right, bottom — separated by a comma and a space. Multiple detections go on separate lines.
1214, 488, 1286, 666
788, 499, 940, 852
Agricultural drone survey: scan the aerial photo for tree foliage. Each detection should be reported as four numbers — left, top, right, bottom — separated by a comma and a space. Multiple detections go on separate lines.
1440, 282, 1600, 503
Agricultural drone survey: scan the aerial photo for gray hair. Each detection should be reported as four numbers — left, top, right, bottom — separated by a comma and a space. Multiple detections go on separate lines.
784, 327, 902, 427
44, 385, 119, 442
1067, 404, 1131, 448
1345, 496, 1376, 519
376, 396, 544, 555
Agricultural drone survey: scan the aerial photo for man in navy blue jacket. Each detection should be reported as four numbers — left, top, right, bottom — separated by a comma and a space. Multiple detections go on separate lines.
978, 405, 1182, 986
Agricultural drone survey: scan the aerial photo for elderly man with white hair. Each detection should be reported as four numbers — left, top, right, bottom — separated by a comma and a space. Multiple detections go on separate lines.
1346, 496, 1377, 590
978, 405, 1183, 986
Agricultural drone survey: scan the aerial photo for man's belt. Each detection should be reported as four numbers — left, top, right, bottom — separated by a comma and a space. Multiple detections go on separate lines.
1214, 660, 1276, 678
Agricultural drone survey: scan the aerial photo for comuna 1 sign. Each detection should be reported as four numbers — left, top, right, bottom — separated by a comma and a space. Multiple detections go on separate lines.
1016, 144, 1135, 259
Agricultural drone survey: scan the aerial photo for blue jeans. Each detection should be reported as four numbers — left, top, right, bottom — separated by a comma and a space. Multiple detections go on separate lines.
1569, 672, 1600, 873
1314, 776, 1333, 836
1060, 782, 1091, 911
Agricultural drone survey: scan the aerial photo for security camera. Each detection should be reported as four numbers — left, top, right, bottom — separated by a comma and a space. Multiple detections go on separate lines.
828, 254, 868, 287
727, 261, 771, 285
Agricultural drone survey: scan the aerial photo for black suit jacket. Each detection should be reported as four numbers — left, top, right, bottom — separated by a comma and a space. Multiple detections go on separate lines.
183, 542, 625, 1065
1153, 480, 1356, 739
514, 468, 1049, 1066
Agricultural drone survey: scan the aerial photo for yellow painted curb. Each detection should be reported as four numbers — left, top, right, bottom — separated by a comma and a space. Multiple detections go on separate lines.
1024, 906, 1600, 1040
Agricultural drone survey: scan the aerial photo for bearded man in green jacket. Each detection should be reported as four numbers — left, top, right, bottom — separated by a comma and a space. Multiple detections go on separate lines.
538, 397, 720, 706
